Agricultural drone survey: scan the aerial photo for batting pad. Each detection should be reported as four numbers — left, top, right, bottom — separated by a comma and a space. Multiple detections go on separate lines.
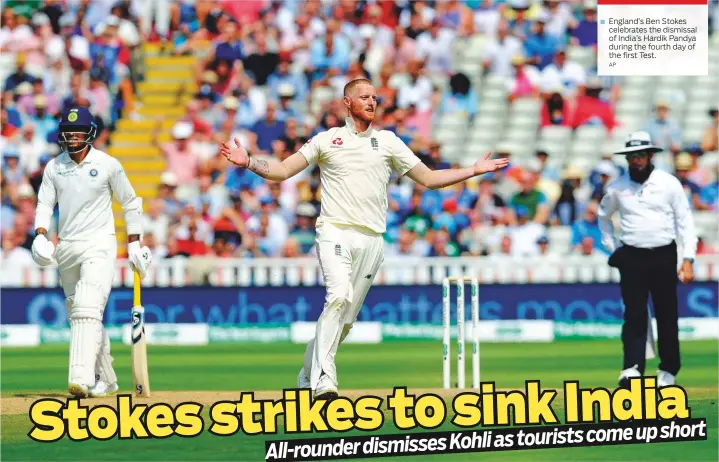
69, 317, 103, 386
95, 328, 117, 385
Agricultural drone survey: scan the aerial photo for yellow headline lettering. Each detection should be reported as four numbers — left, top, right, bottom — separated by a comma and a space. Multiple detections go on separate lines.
207, 390, 385, 435
564, 379, 689, 423
27, 395, 204, 442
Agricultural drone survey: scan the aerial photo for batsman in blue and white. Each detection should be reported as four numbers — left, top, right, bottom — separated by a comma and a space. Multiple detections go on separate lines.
31, 107, 153, 398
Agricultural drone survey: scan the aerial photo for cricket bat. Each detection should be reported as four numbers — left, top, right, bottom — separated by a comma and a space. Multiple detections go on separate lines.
131, 270, 151, 397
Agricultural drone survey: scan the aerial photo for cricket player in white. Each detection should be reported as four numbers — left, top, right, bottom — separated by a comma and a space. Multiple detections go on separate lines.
221, 79, 508, 399
32, 107, 153, 398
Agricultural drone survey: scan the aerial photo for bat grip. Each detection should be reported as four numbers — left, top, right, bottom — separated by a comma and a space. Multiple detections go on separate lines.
133, 270, 141, 306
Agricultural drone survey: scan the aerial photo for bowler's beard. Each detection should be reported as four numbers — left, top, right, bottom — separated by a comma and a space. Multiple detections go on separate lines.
629, 163, 654, 183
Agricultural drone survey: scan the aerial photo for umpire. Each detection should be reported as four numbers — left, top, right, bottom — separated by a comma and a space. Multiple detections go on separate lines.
598, 131, 698, 388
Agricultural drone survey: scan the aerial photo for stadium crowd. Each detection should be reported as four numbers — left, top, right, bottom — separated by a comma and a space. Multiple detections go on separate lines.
1, 0, 718, 272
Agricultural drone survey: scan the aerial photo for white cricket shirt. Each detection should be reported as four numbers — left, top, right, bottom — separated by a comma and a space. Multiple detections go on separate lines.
298, 118, 422, 234
597, 168, 698, 259
34, 147, 143, 241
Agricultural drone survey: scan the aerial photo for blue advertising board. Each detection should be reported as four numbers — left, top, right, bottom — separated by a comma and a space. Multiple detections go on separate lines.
2, 283, 717, 327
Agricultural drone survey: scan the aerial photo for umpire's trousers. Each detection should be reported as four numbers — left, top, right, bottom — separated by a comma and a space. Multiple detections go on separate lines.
610, 241, 680, 375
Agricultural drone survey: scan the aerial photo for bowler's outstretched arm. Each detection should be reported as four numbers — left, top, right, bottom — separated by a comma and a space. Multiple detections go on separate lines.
404, 152, 508, 190
220, 137, 309, 181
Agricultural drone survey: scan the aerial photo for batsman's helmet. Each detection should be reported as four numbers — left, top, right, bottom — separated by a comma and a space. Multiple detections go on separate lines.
58, 106, 97, 154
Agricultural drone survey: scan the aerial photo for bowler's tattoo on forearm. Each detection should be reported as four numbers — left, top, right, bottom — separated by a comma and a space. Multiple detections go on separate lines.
249, 158, 270, 176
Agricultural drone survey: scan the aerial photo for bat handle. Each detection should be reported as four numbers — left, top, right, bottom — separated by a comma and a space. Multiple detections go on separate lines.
133, 270, 141, 306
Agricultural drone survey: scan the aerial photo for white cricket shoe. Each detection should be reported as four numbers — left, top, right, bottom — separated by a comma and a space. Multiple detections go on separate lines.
657, 370, 676, 388
314, 373, 338, 401
89, 381, 119, 397
618, 364, 641, 388
68, 383, 89, 398
297, 368, 311, 389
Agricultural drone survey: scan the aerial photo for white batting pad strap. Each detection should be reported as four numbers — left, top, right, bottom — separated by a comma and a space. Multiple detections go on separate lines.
95, 328, 117, 385
69, 318, 102, 387
71, 280, 106, 321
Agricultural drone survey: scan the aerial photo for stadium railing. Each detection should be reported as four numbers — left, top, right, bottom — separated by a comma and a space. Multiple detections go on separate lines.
5, 255, 719, 288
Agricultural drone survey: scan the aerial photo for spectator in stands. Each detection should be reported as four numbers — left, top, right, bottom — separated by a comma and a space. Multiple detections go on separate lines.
570, 78, 617, 131
507, 0, 532, 41
248, 198, 289, 257
1, 228, 34, 285
415, 19, 454, 76
16, 124, 46, 174
156, 171, 185, 218
290, 202, 318, 255
699, 165, 718, 211
142, 231, 168, 260
175, 219, 208, 257
29, 151, 53, 193
429, 228, 461, 257
3, 148, 24, 185
0, 10, 34, 55
578, 236, 601, 257
675, 153, 709, 211
540, 86, 573, 127
384, 25, 418, 71
701, 107, 718, 153
508, 205, 545, 257
535, 149, 561, 182
542, 0, 577, 38
275, 85, 302, 123
523, 12, 562, 70
540, 48, 586, 98
482, 19, 523, 77
309, 22, 351, 81
536, 235, 551, 256
155, 121, 199, 197
641, 100, 682, 155
527, 158, 560, 205
143, 198, 170, 246
397, 59, 434, 112
571, 1, 598, 48
508, 171, 550, 224
571, 202, 609, 255
552, 171, 584, 226
589, 160, 616, 201
267, 52, 309, 104
440, 72, 477, 119
251, 102, 285, 154
506, 55, 541, 102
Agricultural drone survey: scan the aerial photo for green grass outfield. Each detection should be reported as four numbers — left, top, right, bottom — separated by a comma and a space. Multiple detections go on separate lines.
1, 339, 717, 461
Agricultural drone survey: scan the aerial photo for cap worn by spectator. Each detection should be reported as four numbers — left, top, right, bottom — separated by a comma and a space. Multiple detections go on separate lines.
31, 13, 51, 27
202, 71, 218, 84
223, 96, 239, 111
510, 0, 530, 10
16, 82, 33, 96
17, 183, 35, 199
562, 166, 584, 180
278, 83, 296, 99
586, 77, 604, 90
537, 235, 549, 245
595, 160, 616, 177
160, 171, 179, 187
675, 153, 693, 171
172, 122, 193, 140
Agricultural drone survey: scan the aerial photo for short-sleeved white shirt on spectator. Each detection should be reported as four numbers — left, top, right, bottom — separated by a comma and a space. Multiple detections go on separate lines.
298, 117, 422, 234
483, 35, 524, 77
540, 61, 586, 95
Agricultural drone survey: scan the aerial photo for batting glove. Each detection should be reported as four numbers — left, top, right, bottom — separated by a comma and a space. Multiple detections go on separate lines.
31, 234, 55, 266
128, 241, 153, 279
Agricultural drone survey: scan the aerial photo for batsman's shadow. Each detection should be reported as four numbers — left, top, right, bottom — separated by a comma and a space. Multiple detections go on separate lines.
13, 393, 68, 398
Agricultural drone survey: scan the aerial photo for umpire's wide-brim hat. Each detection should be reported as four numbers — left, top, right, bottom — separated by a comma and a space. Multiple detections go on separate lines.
613, 130, 663, 155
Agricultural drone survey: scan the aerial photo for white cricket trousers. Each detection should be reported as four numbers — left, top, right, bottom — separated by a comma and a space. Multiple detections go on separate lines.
55, 235, 118, 388
303, 222, 385, 391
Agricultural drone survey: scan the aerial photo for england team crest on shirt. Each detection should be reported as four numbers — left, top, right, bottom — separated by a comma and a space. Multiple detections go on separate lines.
89, 168, 98, 177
